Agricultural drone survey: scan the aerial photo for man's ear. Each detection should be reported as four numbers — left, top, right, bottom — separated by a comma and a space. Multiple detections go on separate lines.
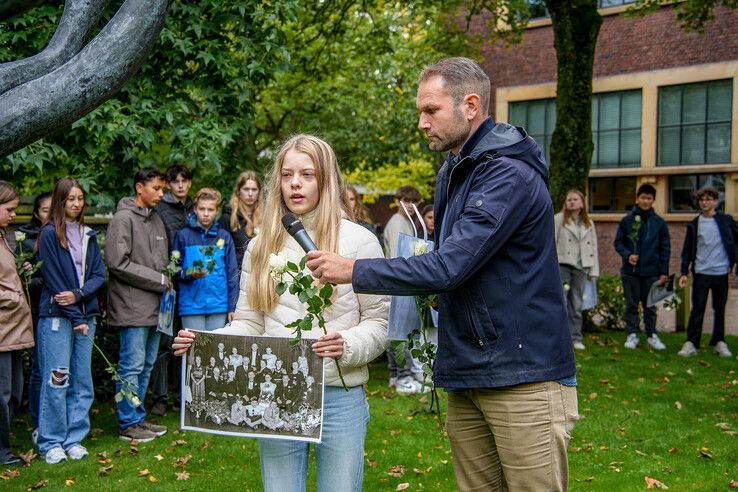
463, 93, 481, 120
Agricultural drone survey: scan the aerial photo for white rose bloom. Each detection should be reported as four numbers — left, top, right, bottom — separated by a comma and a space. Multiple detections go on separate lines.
171, 250, 181, 261
563, 282, 571, 292
130, 395, 141, 407
268, 252, 289, 274
413, 240, 428, 256
216, 238, 225, 249
14, 231, 26, 242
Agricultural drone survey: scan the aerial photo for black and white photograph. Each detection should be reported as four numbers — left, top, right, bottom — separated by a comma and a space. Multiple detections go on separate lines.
181, 331, 325, 443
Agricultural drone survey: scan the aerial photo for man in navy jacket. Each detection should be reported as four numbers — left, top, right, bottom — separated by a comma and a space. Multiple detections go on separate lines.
307, 57, 577, 491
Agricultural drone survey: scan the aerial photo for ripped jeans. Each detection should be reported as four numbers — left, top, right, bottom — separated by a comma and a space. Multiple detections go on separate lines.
37, 317, 96, 455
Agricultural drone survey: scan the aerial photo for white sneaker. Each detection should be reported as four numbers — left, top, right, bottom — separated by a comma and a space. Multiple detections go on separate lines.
395, 376, 418, 395
31, 428, 38, 446
573, 341, 586, 351
714, 341, 732, 358
647, 334, 666, 351
66, 444, 88, 460
44, 447, 67, 465
678, 341, 697, 357
624, 334, 639, 349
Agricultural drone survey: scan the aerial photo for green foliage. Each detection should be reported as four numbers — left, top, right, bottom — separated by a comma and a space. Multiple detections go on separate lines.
584, 274, 626, 331
626, 0, 738, 33
344, 157, 438, 204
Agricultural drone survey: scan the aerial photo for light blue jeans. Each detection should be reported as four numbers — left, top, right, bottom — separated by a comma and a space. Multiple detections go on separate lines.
116, 326, 160, 430
37, 317, 96, 454
258, 385, 370, 492
181, 313, 227, 331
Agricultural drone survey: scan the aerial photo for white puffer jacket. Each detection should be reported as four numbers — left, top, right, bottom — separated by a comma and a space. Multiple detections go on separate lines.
219, 218, 389, 388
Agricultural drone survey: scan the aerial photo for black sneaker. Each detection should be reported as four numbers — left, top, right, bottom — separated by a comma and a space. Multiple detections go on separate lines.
150, 401, 167, 416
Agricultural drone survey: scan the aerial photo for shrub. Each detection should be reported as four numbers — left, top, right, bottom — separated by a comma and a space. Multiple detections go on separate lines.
584, 274, 626, 331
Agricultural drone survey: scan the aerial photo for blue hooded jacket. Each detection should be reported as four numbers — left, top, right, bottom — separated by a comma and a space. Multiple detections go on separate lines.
353, 118, 575, 389
173, 214, 238, 316
37, 223, 106, 327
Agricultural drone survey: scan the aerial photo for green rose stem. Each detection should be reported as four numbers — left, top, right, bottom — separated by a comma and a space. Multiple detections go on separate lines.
88, 335, 141, 407
274, 256, 348, 391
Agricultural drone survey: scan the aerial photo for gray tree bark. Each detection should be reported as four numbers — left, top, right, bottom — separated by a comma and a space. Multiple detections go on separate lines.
0, 0, 170, 157
0, 0, 110, 95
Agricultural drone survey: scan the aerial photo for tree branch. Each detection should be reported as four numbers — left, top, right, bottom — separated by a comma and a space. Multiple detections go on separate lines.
0, 0, 171, 157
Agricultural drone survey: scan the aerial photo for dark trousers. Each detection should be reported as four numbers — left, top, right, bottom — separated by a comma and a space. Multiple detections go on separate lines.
150, 316, 182, 407
622, 274, 658, 336
686, 273, 728, 348
0, 351, 24, 461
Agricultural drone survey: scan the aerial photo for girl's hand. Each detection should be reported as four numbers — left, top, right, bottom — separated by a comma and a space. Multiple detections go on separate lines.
54, 291, 77, 306
191, 268, 208, 279
678, 275, 688, 289
73, 323, 89, 336
173, 329, 196, 356
227, 312, 234, 323
312, 331, 344, 359
22, 261, 32, 273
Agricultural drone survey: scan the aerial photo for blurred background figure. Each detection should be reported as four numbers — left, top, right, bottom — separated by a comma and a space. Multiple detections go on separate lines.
345, 184, 376, 234
220, 170, 263, 270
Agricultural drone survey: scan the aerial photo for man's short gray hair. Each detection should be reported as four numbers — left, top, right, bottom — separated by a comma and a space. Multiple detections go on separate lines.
419, 57, 491, 115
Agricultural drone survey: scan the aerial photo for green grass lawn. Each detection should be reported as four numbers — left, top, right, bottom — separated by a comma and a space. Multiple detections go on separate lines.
3, 331, 737, 491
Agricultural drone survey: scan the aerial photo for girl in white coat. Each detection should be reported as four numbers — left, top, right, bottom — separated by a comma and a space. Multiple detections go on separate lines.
554, 190, 599, 350
174, 134, 388, 491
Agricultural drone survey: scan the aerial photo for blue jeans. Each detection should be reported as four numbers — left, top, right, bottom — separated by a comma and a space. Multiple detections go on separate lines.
36, 317, 96, 454
258, 385, 370, 492
116, 326, 160, 430
181, 313, 227, 331
28, 324, 41, 429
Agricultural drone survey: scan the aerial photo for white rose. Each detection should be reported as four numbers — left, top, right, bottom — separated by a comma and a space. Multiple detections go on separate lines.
216, 238, 225, 249
563, 282, 570, 292
634, 215, 641, 223
130, 395, 141, 407
413, 240, 428, 256
268, 252, 289, 274
14, 231, 26, 242
171, 250, 181, 261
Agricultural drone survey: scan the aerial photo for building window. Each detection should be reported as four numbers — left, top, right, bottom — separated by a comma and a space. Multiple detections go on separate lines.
657, 79, 732, 166
668, 174, 725, 212
509, 98, 555, 164
589, 177, 637, 212
591, 90, 642, 168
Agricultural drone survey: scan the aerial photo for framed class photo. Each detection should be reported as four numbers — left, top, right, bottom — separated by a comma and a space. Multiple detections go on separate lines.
181, 331, 325, 443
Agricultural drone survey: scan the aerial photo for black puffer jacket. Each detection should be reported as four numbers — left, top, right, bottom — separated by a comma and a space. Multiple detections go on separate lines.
155, 192, 193, 250
219, 205, 254, 269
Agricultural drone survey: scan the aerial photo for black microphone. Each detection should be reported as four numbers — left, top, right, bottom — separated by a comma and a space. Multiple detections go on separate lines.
281, 213, 318, 253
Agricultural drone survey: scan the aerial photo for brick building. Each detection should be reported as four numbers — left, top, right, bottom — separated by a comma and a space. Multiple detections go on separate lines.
475, 1, 738, 278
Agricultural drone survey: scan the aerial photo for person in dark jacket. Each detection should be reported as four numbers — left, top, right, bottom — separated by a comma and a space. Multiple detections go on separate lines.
677, 187, 737, 358
220, 170, 263, 270
14, 191, 50, 439
36, 178, 105, 464
613, 184, 671, 351
306, 57, 578, 491
150, 165, 193, 417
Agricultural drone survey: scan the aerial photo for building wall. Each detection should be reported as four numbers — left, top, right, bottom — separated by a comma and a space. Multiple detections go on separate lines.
475, 4, 738, 276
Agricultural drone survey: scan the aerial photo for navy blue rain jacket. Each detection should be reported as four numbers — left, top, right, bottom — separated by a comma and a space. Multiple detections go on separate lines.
353, 118, 575, 390
613, 207, 670, 277
680, 212, 737, 276
172, 215, 239, 316
37, 223, 106, 327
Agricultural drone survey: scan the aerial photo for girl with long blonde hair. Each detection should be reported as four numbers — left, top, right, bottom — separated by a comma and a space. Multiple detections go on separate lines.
219, 170, 264, 269
174, 134, 388, 491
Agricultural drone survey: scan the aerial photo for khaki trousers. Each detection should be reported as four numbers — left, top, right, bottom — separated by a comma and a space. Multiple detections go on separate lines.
446, 382, 579, 491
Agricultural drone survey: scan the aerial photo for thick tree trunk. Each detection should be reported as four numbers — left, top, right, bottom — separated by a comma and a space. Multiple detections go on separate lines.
546, 0, 602, 205
0, 0, 170, 158
0, 0, 110, 96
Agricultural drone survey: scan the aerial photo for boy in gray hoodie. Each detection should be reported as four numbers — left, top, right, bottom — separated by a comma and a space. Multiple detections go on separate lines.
105, 168, 170, 442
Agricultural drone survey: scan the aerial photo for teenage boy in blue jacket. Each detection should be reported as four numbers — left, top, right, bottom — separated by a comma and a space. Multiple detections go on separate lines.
677, 186, 737, 358
307, 57, 577, 491
614, 184, 671, 351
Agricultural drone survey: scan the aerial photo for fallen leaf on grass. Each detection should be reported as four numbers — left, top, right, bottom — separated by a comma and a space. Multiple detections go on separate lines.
199, 442, 209, 451
99, 465, 114, 476
97, 451, 111, 464
172, 439, 188, 446
20, 449, 37, 465
645, 476, 669, 489
599, 378, 609, 383
655, 376, 670, 383
440, 460, 448, 465
176, 472, 190, 481
30, 479, 48, 489
148, 475, 158, 483
674, 401, 682, 410
699, 447, 713, 459
387, 465, 406, 478
138, 469, 151, 477
728, 480, 738, 488
668, 448, 678, 454
0, 469, 20, 479
396, 484, 409, 491
635, 450, 647, 456
416, 451, 422, 459
154, 454, 164, 461
174, 455, 192, 467
413, 467, 431, 475
589, 392, 598, 400
389, 429, 402, 436
716, 423, 733, 432
65, 478, 75, 486
367, 460, 377, 467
